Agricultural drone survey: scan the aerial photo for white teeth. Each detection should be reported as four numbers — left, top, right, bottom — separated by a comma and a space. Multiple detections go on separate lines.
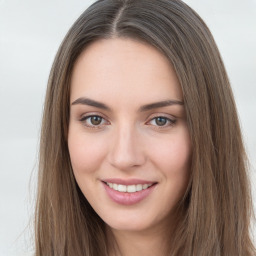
118, 184, 127, 192
106, 182, 153, 193
127, 185, 136, 193
136, 184, 143, 191
143, 184, 149, 189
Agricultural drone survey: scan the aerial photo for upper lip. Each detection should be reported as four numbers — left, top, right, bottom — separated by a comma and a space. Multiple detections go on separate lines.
102, 178, 157, 185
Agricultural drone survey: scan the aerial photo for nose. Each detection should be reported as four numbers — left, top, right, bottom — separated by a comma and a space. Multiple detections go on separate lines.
107, 123, 146, 171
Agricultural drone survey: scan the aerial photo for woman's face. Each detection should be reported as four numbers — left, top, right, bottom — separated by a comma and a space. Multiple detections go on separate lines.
68, 38, 191, 233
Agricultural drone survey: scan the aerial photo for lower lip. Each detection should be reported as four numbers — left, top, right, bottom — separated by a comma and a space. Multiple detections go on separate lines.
102, 182, 156, 205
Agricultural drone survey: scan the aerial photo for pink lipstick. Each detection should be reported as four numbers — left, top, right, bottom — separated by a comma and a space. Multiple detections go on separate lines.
102, 179, 157, 205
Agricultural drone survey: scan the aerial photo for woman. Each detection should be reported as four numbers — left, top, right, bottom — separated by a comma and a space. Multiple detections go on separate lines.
35, 0, 255, 255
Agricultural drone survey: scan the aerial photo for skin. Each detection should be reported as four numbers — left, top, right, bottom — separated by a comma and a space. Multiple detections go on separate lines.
68, 38, 191, 256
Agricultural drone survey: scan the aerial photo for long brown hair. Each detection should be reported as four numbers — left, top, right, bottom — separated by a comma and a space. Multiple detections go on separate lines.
35, 0, 255, 255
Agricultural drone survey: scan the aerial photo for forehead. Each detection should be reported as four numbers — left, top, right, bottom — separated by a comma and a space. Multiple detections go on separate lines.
70, 38, 183, 105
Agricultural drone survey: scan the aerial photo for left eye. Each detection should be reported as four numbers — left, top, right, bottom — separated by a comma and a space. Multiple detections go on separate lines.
148, 116, 176, 127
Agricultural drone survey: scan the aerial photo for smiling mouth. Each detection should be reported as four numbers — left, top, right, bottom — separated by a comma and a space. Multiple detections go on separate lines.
104, 182, 154, 193
102, 180, 157, 205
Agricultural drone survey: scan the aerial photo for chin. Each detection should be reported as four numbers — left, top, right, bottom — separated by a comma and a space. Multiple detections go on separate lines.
108, 221, 150, 232
102, 211, 163, 233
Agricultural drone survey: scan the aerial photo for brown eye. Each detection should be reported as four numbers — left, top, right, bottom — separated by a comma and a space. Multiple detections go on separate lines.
155, 117, 168, 126
90, 116, 102, 125
80, 115, 108, 128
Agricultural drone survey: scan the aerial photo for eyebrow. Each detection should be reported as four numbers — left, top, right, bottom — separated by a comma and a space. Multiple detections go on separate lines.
71, 97, 184, 112
139, 99, 184, 111
71, 97, 111, 111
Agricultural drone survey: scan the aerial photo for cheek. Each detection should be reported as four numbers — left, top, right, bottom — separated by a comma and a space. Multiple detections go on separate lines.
68, 132, 107, 174
151, 130, 191, 172
149, 129, 191, 197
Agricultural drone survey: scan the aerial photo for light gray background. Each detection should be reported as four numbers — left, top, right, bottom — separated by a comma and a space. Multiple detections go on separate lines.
0, 0, 255, 255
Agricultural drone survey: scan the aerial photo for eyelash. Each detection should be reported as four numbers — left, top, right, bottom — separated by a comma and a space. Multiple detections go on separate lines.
79, 115, 109, 129
147, 115, 176, 128
79, 114, 176, 130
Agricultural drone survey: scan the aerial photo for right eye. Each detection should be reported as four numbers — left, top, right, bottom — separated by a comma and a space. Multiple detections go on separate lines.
80, 115, 109, 128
